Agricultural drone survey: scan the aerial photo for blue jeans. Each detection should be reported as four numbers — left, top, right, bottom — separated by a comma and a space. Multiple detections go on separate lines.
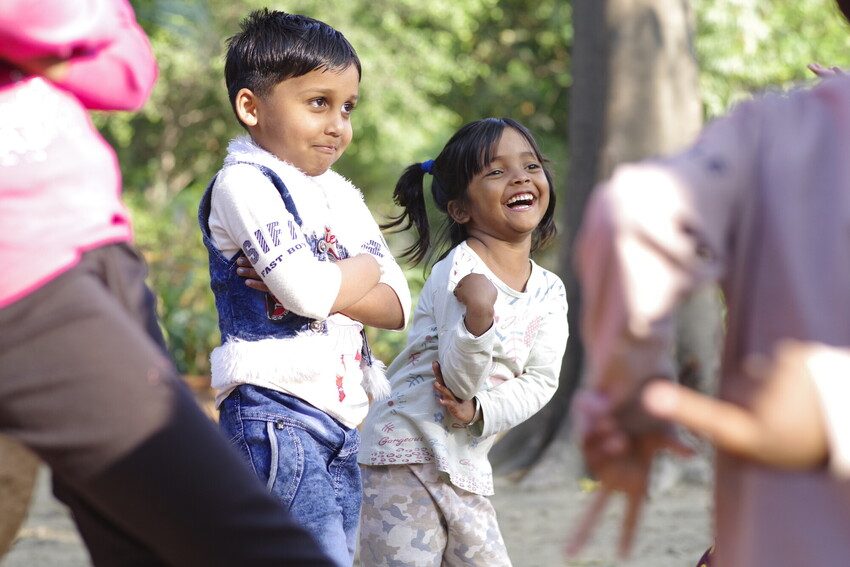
219, 385, 361, 567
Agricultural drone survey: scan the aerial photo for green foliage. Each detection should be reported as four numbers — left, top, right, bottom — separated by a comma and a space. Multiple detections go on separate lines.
114, 0, 849, 375
695, 0, 850, 117
114, 0, 568, 374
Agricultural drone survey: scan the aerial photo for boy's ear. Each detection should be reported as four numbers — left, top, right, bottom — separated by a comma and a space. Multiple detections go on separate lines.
234, 88, 260, 128
447, 200, 470, 225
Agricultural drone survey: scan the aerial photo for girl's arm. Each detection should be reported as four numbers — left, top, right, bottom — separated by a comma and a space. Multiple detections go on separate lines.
474, 289, 569, 438
435, 268, 498, 400
1, 0, 156, 110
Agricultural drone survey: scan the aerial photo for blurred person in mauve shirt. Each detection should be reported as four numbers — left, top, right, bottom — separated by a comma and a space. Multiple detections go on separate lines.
567, 1, 850, 566
0, 1, 333, 565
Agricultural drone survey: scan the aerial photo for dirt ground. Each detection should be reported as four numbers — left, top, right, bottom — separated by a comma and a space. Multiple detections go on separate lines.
1, 449, 712, 567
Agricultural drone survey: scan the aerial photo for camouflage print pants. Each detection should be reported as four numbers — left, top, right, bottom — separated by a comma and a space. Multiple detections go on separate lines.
359, 464, 512, 567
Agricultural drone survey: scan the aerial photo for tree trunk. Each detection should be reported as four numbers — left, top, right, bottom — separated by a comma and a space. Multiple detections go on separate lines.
491, 0, 718, 476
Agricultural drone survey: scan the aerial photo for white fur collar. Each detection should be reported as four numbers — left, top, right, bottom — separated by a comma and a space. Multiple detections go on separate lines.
223, 136, 370, 242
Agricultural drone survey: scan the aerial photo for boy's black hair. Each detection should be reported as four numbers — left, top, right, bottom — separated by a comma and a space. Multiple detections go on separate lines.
383, 117, 557, 266
224, 9, 361, 119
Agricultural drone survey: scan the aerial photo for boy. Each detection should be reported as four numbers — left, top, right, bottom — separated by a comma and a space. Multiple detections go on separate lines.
198, 9, 411, 565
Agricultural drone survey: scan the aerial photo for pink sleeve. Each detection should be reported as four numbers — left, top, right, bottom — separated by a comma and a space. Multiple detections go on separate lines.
52, 0, 157, 110
0, 0, 115, 60
0, 0, 157, 110
575, 102, 760, 407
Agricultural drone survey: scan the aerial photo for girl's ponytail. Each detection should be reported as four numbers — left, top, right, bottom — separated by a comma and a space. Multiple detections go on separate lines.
381, 163, 432, 265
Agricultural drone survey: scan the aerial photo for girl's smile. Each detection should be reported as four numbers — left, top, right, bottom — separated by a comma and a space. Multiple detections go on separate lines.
505, 192, 537, 210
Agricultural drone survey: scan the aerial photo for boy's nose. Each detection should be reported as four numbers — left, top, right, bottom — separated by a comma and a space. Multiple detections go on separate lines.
325, 115, 345, 136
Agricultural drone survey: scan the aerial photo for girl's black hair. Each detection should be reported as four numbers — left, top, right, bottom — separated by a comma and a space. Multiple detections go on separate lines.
224, 9, 361, 119
382, 117, 557, 265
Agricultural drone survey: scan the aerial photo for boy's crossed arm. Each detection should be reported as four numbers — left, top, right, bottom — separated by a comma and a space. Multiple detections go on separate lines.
238, 255, 403, 329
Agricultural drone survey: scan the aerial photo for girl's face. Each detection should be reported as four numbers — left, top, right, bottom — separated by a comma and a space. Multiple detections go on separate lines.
451, 128, 550, 247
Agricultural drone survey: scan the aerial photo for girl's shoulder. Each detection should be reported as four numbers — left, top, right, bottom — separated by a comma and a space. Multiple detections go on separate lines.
528, 262, 568, 311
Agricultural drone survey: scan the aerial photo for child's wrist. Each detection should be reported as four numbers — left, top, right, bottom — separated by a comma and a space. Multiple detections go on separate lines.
463, 306, 495, 336
461, 398, 481, 427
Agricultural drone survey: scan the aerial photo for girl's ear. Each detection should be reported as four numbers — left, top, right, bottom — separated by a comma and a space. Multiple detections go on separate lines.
234, 88, 260, 128
447, 199, 470, 225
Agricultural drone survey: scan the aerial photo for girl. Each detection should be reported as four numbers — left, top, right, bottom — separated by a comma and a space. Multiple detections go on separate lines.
357, 117, 569, 566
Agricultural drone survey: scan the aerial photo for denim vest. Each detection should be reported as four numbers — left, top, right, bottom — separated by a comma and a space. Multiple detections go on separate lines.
198, 163, 377, 367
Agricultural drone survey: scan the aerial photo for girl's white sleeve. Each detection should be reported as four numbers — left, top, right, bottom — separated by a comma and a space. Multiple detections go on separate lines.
476, 281, 569, 438
805, 346, 850, 478
209, 164, 341, 320
434, 253, 496, 400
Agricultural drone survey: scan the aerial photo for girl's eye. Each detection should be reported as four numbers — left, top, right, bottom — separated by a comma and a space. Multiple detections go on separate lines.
527, 162, 542, 170
343, 101, 356, 114
309, 98, 327, 108
485, 169, 503, 177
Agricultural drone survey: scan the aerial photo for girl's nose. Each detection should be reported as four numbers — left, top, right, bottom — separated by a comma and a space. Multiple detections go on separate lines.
512, 169, 531, 184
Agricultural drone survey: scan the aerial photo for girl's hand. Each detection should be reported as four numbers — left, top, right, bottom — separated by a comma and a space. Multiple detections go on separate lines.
236, 256, 270, 292
453, 273, 497, 336
432, 361, 476, 425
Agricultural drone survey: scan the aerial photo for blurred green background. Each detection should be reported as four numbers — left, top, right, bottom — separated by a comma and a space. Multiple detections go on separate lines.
107, 0, 850, 375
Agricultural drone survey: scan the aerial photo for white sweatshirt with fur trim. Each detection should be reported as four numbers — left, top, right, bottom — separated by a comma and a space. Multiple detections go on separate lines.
207, 136, 411, 428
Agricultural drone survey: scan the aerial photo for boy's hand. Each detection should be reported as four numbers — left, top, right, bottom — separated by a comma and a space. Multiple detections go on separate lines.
432, 361, 476, 425
236, 256, 270, 292
453, 273, 497, 336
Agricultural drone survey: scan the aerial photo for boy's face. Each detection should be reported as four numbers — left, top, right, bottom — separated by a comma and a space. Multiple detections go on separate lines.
236, 65, 360, 176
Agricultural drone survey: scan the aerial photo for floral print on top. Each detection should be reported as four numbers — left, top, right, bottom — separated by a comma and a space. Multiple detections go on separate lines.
358, 241, 568, 495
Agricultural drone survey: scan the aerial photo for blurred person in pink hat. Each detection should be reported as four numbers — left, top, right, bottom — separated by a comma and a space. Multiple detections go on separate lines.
0, 1, 335, 564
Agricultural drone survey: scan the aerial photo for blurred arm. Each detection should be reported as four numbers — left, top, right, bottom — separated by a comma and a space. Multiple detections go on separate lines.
0, 0, 157, 110
576, 101, 760, 410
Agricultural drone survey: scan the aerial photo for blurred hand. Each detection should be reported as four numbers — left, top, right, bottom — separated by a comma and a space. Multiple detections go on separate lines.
643, 340, 829, 470
566, 340, 830, 560
808, 62, 845, 78
566, 389, 691, 559
453, 273, 497, 336
236, 256, 270, 292
432, 361, 476, 424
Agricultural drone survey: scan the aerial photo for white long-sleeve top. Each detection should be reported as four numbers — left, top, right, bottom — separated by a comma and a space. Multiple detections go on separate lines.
358, 241, 568, 495
207, 136, 411, 427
